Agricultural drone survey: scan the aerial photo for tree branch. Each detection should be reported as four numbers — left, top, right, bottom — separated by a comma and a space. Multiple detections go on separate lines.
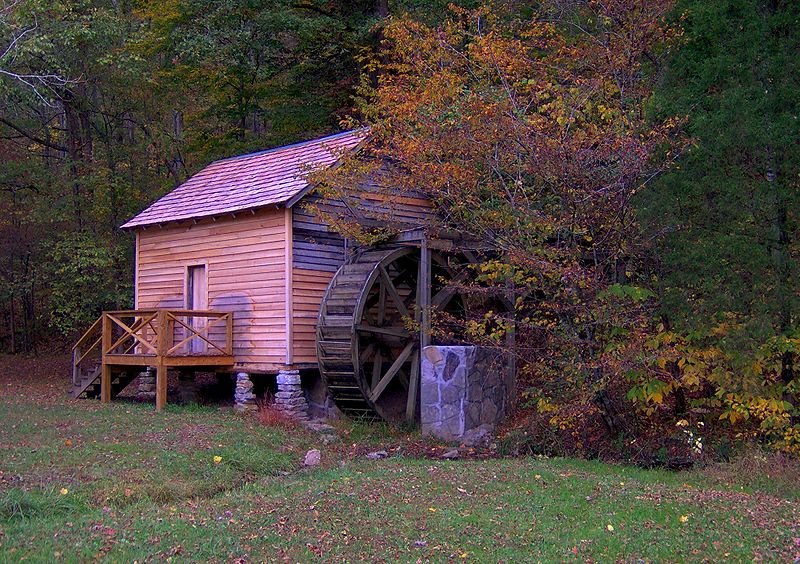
0, 116, 66, 152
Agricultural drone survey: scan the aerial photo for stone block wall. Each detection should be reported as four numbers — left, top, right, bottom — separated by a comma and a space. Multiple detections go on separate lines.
420, 346, 512, 441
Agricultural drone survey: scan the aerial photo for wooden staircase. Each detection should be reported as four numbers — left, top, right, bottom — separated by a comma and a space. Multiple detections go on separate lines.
68, 364, 138, 399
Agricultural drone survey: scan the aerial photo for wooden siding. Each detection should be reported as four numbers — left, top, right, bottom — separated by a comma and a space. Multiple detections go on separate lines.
291, 165, 433, 273
136, 208, 288, 370
291, 267, 334, 364
292, 192, 346, 273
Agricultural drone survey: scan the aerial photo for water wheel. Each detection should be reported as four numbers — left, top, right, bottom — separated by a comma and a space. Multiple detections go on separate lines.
316, 246, 464, 422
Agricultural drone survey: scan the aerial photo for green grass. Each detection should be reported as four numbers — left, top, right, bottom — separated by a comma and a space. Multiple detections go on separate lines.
0, 356, 798, 561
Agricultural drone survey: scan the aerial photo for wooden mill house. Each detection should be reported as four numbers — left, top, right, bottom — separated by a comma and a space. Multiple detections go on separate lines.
70, 128, 474, 422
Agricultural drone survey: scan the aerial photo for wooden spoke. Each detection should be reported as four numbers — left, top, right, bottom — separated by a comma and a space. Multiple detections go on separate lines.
369, 341, 415, 402
356, 324, 410, 339
371, 349, 383, 389
361, 342, 377, 362
377, 281, 386, 325
379, 266, 410, 318
432, 269, 470, 309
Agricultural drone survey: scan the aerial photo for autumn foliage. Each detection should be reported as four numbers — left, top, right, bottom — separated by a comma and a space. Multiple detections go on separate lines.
314, 1, 800, 459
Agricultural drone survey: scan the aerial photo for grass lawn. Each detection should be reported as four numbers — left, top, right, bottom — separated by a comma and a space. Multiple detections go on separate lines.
1, 355, 798, 562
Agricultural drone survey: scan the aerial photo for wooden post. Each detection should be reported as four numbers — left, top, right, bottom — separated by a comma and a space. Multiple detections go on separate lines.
100, 314, 112, 403
225, 313, 233, 356
409, 237, 431, 423
71, 347, 80, 386
419, 237, 431, 350
156, 364, 167, 411
156, 309, 168, 411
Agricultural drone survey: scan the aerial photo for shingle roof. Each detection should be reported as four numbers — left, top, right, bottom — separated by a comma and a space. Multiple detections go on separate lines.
121, 128, 368, 229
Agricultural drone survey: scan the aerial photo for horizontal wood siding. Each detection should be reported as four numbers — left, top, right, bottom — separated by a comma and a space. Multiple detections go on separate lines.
292, 192, 346, 273
136, 209, 287, 369
291, 167, 433, 273
291, 267, 334, 364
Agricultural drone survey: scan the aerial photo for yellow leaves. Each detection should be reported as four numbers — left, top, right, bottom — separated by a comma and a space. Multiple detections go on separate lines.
60, 488, 69, 495
428, 507, 437, 513
606, 524, 614, 532
679, 515, 689, 524
213, 455, 222, 464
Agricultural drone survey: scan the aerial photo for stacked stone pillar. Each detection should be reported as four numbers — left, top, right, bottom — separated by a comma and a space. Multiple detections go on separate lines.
136, 368, 156, 401
274, 369, 309, 421
234, 372, 258, 412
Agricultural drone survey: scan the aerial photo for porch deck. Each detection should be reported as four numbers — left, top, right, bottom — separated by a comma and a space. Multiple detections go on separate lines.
72, 309, 234, 410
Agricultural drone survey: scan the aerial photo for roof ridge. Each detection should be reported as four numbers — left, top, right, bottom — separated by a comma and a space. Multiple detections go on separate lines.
214, 127, 369, 164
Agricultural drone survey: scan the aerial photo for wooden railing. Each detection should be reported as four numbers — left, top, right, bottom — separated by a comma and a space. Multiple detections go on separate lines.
73, 309, 234, 384
71, 309, 234, 410
102, 309, 233, 359
72, 316, 103, 385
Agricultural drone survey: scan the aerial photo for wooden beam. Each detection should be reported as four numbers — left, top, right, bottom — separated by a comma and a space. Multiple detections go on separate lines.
156, 309, 168, 411
356, 324, 410, 338
419, 238, 431, 350
371, 350, 383, 389
406, 349, 420, 422
369, 340, 415, 402
100, 364, 112, 403
156, 363, 167, 411
284, 206, 294, 366
378, 266, 410, 318
100, 314, 112, 403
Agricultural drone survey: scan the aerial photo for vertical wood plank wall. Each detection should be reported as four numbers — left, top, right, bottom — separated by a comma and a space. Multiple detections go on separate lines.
135, 208, 288, 370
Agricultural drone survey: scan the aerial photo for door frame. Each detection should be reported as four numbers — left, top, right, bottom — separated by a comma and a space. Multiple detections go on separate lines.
184, 261, 209, 311
184, 262, 209, 353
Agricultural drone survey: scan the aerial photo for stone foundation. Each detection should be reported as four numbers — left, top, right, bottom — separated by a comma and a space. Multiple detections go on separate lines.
136, 368, 156, 401
274, 369, 309, 421
420, 346, 511, 441
234, 372, 258, 412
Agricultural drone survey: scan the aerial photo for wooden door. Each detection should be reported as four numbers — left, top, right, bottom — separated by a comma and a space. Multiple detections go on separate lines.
186, 265, 207, 353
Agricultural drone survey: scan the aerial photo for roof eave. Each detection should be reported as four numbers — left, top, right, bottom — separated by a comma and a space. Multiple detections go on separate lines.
121, 203, 285, 231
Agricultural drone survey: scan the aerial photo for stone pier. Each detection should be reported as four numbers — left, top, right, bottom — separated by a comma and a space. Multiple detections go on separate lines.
234, 372, 258, 412
274, 369, 309, 421
136, 368, 156, 401
420, 346, 512, 442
